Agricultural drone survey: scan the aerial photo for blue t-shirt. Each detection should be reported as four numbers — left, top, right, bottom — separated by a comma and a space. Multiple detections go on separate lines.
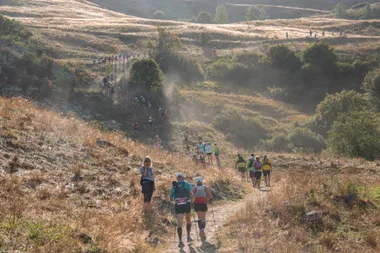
140, 167, 154, 182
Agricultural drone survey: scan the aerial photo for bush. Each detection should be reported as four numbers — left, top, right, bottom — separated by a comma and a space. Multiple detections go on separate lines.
156, 52, 204, 83
213, 108, 267, 148
333, 2, 347, 18
197, 11, 213, 24
214, 5, 228, 24
128, 58, 163, 92
314, 90, 370, 136
302, 40, 337, 75
245, 5, 267, 21
152, 10, 165, 20
262, 128, 326, 153
198, 32, 212, 47
327, 111, 380, 160
0, 15, 33, 42
267, 45, 301, 72
363, 67, 380, 111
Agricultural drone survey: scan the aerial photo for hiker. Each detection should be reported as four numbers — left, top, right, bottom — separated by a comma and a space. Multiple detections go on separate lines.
134, 96, 139, 106
253, 156, 262, 189
235, 154, 246, 180
197, 141, 205, 156
93, 59, 96, 65
204, 142, 213, 165
314, 33, 317, 39
309, 30, 312, 36
322, 31, 325, 36
340, 31, 343, 36
132, 121, 139, 130
140, 156, 155, 212
148, 116, 153, 128
154, 135, 161, 149
214, 144, 221, 169
263, 154, 272, 187
286, 32, 288, 39
247, 154, 255, 185
165, 109, 170, 124
192, 177, 212, 240
170, 173, 194, 247
141, 95, 146, 104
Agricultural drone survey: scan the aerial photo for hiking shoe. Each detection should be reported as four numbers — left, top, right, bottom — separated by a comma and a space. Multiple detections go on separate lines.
178, 241, 184, 248
187, 236, 193, 242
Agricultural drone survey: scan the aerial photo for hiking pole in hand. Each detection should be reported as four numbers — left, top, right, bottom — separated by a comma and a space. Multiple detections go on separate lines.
192, 204, 199, 242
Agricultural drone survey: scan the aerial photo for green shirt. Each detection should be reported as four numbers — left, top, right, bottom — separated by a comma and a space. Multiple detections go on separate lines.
214, 147, 220, 155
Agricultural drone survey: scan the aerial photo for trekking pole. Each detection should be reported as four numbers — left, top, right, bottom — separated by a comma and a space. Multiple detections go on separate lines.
173, 224, 176, 245
192, 208, 199, 242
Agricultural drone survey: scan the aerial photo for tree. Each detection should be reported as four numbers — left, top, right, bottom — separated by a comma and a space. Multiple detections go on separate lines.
157, 27, 180, 53
302, 40, 337, 75
333, 2, 347, 18
152, 10, 165, 20
245, 5, 267, 21
327, 111, 380, 160
364, 3, 373, 19
267, 45, 301, 72
363, 67, 380, 111
314, 90, 370, 136
197, 11, 213, 24
198, 32, 213, 46
128, 58, 164, 92
214, 5, 228, 24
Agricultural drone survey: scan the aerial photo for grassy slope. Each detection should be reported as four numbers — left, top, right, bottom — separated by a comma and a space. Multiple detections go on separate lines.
0, 96, 248, 252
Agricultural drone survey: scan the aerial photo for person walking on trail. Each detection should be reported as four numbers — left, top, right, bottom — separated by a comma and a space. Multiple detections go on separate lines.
204, 142, 213, 165
263, 154, 272, 187
247, 154, 255, 184
235, 154, 246, 180
252, 156, 262, 189
154, 135, 161, 149
199, 154, 206, 167
192, 177, 213, 240
197, 141, 205, 156
309, 30, 312, 37
214, 144, 221, 169
148, 116, 153, 128
170, 173, 194, 247
286, 32, 288, 39
132, 121, 139, 131
140, 156, 155, 212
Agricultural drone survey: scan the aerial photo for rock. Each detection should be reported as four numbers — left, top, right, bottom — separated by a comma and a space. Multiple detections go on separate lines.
96, 138, 114, 147
152, 237, 160, 248
210, 188, 225, 200
302, 210, 324, 230
76, 233, 93, 244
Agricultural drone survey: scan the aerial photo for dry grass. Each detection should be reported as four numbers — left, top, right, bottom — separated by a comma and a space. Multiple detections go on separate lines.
221, 169, 380, 252
0, 97, 246, 252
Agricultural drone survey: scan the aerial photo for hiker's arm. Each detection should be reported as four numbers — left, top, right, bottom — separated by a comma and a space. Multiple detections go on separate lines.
141, 167, 147, 177
205, 186, 212, 201
169, 187, 174, 201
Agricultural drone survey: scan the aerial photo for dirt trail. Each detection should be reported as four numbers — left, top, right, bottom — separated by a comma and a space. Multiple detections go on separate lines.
162, 184, 274, 253
163, 201, 243, 253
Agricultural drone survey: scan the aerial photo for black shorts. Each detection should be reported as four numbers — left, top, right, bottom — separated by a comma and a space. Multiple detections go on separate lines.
254, 171, 262, 180
263, 170, 271, 176
238, 167, 246, 173
141, 181, 154, 203
175, 202, 191, 214
194, 203, 208, 212
249, 170, 254, 178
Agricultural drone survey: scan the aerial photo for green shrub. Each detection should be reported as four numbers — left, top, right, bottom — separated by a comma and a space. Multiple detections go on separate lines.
214, 5, 228, 24
196, 11, 213, 23
267, 45, 301, 72
152, 10, 165, 20
0, 15, 33, 42
327, 111, 380, 160
128, 58, 164, 92
263, 128, 326, 153
333, 2, 347, 18
245, 5, 267, 21
363, 67, 380, 111
156, 52, 204, 83
213, 108, 267, 148
302, 40, 337, 75
198, 32, 212, 47
314, 90, 370, 136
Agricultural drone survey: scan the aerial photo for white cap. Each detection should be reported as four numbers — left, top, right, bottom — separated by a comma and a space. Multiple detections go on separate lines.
196, 176, 203, 183
176, 172, 184, 178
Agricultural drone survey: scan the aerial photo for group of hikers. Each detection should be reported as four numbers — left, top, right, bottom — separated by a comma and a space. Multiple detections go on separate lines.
140, 152, 273, 247
235, 153, 272, 189
140, 156, 213, 246
92, 50, 157, 66
193, 137, 221, 169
